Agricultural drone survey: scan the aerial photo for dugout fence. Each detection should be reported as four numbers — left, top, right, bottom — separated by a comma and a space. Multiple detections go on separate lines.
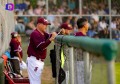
55, 35, 118, 84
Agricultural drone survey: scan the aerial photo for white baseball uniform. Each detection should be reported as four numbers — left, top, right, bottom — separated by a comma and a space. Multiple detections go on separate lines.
27, 56, 44, 84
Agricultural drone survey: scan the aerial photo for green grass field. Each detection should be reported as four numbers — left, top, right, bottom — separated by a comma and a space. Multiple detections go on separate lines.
21, 36, 120, 84
91, 63, 120, 84
116, 63, 120, 84
91, 63, 108, 84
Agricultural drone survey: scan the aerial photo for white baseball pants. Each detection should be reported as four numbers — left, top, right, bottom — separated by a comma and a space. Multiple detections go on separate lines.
27, 56, 44, 84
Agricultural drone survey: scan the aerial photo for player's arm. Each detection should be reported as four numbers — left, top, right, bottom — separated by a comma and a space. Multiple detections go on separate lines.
32, 32, 57, 51
16, 52, 22, 63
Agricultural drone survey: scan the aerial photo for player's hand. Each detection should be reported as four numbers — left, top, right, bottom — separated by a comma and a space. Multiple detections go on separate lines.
60, 29, 65, 34
19, 59, 22, 63
49, 32, 57, 41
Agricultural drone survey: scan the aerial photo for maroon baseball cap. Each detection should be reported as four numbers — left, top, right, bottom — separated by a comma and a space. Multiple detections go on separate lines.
11, 32, 18, 38
37, 18, 51, 25
60, 23, 73, 30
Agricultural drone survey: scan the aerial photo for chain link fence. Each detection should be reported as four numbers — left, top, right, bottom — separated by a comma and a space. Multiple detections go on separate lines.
55, 36, 117, 84
55, 45, 109, 84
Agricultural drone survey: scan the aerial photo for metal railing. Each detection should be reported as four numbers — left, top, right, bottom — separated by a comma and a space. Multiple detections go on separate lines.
55, 35, 118, 84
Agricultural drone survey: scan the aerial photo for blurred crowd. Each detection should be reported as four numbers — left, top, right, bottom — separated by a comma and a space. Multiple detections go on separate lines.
15, 0, 46, 15
15, 0, 79, 15
82, 0, 109, 14
48, 0, 79, 15
83, 0, 120, 15
111, 0, 120, 15
14, 0, 120, 15
14, 16, 120, 40
14, 0, 120, 40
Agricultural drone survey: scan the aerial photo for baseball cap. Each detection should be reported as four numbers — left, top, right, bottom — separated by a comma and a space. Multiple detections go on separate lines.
60, 23, 73, 30
11, 32, 18, 38
37, 18, 51, 25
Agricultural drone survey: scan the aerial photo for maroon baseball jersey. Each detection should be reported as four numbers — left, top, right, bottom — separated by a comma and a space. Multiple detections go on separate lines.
27, 29, 51, 60
10, 38, 23, 58
74, 32, 86, 36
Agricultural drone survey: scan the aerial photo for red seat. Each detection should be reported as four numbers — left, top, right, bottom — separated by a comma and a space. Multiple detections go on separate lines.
3, 70, 30, 84
13, 78, 29, 83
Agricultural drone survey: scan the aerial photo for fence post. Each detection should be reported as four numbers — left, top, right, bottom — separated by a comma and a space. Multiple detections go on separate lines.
107, 60, 115, 84
55, 44, 59, 84
69, 47, 75, 84
83, 52, 90, 84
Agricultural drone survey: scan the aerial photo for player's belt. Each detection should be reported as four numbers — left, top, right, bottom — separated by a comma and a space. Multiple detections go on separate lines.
29, 55, 44, 62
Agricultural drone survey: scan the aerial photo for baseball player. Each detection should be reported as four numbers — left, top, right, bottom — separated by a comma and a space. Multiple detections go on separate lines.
60, 23, 73, 35
50, 23, 73, 78
10, 32, 23, 76
27, 17, 57, 84
75, 18, 89, 36
74, 18, 91, 84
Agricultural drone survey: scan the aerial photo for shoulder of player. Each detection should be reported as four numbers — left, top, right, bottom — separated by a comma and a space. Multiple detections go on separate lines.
31, 29, 44, 39
31, 30, 39, 36
10, 39, 19, 45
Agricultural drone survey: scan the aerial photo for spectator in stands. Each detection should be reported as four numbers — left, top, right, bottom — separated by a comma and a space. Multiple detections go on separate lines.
15, 17, 25, 34
52, 16, 62, 31
104, 4, 109, 14
114, 34, 120, 41
27, 5, 35, 15
91, 10, 99, 30
62, 0, 68, 8
82, 6, 89, 14
34, 5, 42, 15
58, 6, 65, 14
68, 0, 75, 10
48, 0, 55, 10
116, 18, 120, 36
41, 6, 47, 15
37, 0, 46, 7
93, 32, 99, 38
97, 6, 106, 15
111, 7, 117, 15
98, 17, 108, 38
25, 18, 36, 36
87, 28, 97, 37
24, 0, 30, 7
110, 19, 117, 38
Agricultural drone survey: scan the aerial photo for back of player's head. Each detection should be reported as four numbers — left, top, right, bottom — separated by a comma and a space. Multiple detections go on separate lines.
11, 32, 18, 38
77, 18, 88, 29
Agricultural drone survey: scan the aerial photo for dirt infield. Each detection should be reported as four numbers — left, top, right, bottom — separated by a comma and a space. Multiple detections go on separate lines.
42, 66, 55, 84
